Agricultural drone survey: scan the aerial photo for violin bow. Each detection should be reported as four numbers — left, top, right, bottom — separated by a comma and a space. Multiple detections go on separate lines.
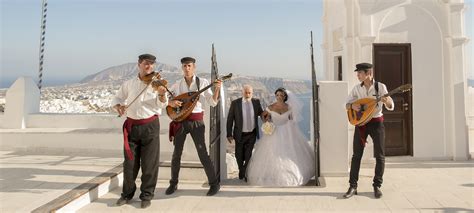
118, 70, 165, 117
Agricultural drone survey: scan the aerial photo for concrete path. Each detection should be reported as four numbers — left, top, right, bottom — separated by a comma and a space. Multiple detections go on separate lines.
80, 160, 474, 212
0, 149, 472, 212
0, 150, 122, 212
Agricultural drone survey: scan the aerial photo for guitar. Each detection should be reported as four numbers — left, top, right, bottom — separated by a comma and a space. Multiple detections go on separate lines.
347, 84, 412, 126
166, 73, 232, 122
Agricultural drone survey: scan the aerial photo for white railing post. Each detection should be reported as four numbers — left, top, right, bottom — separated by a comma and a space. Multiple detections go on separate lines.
3, 77, 40, 129
319, 81, 349, 176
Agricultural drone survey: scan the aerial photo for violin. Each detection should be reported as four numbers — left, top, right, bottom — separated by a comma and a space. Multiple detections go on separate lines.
141, 71, 168, 90
117, 70, 172, 117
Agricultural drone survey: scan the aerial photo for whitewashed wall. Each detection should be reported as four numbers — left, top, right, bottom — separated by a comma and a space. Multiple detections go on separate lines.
322, 0, 470, 160
0, 77, 212, 163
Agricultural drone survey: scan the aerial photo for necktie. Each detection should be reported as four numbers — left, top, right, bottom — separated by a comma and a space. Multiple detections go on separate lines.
246, 100, 252, 130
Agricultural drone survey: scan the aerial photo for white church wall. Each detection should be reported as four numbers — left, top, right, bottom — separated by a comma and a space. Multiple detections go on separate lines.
377, 4, 446, 158
322, 0, 349, 82
468, 87, 474, 157
323, 0, 470, 159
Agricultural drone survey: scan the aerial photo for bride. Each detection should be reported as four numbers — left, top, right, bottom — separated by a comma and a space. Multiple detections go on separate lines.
247, 87, 315, 186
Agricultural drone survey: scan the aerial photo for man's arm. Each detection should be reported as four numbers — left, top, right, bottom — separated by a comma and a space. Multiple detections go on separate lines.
226, 100, 235, 142
256, 99, 264, 116
112, 82, 128, 116
346, 86, 361, 111
380, 84, 394, 111
200, 78, 218, 107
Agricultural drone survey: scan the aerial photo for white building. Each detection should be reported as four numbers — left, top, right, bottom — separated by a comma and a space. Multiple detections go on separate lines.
322, 0, 471, 160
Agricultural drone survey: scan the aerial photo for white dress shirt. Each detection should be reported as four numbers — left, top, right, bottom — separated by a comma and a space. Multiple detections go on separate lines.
241, 98, 255, 132
112, 76, 168, 119
169, 75, 217, 113
346, 80, 394, 118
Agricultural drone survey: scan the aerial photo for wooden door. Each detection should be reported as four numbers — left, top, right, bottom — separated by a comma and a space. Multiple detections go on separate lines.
373, 44, 413, 156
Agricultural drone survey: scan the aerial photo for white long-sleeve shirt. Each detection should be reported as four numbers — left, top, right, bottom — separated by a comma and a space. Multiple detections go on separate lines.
112, 76, 168, 119
346, 80, 394, 118
169, 75, 217, 113
241, 98, 255, 132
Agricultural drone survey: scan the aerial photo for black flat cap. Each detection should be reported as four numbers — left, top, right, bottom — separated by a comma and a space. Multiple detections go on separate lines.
354, 63, 373, 71
138, 54, 156, 62
180, 57, 196, 64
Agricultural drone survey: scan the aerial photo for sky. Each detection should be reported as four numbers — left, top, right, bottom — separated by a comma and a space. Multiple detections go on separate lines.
1, 0, 324, 88
1, 0, 472, 88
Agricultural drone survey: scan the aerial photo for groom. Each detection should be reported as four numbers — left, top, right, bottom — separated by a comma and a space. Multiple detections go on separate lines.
227, 85, 266, 181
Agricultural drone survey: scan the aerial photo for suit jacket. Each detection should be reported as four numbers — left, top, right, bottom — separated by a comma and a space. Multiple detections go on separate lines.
227, 97, 264, 142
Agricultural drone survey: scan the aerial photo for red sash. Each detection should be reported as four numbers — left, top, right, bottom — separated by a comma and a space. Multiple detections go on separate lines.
169, 112, 204, 142
357, 116, 384, 147
122, 115, 158, 160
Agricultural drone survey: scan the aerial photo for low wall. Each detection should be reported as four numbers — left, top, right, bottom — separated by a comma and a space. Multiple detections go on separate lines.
0, 113, 213, 163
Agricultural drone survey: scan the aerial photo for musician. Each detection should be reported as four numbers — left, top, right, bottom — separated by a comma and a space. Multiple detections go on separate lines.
343, 63, 394, 199
166, 57, 222, 196
112, 54, 168, 209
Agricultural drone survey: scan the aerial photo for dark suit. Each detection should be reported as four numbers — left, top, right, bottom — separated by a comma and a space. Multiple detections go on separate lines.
226, 97, 264, 179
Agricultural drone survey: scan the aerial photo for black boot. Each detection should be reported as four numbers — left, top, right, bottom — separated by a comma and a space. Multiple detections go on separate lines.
206, 184, 220, 196
165, 184, 177, 195
374, 186, 383, 198
141, 200, 151, 209
343, 187, 357, 198
116, 197, 130, 206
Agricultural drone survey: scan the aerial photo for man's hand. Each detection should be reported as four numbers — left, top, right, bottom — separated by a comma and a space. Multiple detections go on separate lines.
351, 103, 361, 112
227, 136, 233, 144
381, 96, 392, 108
168, 100, 182, 108
212, 80, 222, 102
155, 86, 167, 95
114, 104, 126, 116
214, 79, 222, 90
261, 111, 271, 122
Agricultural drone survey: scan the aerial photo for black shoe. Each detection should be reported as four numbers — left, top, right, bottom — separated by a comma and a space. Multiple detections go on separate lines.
141, 200, 151, 209
116, 197, 130, 206
238, 172, 244, 180
343, 187, 357, 198
244, 177, 248, 182
374, 186, 383, 198
206, 184, 220, 196
165, 184, 177, 195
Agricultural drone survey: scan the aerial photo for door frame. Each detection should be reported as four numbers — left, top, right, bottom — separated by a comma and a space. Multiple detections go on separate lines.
373, 43, 414, 156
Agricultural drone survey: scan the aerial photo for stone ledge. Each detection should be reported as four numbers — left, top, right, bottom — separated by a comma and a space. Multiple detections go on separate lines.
31, 164, 123, 213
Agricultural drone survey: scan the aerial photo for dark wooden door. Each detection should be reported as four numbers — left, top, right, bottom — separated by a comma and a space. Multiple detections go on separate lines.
373, 44, 413, 156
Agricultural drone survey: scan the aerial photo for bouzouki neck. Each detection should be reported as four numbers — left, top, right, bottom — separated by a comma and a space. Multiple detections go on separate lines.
375, 84, 412, 102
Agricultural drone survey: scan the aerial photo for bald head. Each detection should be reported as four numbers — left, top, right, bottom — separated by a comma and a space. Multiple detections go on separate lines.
242, 85, 253, 100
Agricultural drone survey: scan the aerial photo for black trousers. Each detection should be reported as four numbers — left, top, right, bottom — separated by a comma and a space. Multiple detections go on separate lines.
349, 121, 385, 188
235, 130, 257, 178
170, 120, 218, 186
121, 118, 161, 201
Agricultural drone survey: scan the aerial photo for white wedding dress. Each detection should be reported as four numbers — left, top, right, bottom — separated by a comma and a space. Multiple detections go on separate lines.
247, 107, 315, 186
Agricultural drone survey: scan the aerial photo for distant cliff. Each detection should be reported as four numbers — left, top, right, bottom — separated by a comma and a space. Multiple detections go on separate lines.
78, 62, 312, 97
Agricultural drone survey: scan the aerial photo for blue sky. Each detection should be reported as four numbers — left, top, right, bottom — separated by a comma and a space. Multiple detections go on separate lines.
1, 0, 472, 88
1, 0, 324, 87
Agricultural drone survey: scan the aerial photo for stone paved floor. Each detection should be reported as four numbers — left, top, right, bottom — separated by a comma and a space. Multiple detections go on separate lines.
79, 160, 474, 212
0, 150, 122, 212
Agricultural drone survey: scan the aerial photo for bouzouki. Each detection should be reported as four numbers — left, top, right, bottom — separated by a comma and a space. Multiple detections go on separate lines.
166, 73, 232, 122
347, 84, 412, 126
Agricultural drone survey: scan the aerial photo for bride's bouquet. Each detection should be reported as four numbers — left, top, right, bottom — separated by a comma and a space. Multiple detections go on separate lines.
261, 121, 275, 135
